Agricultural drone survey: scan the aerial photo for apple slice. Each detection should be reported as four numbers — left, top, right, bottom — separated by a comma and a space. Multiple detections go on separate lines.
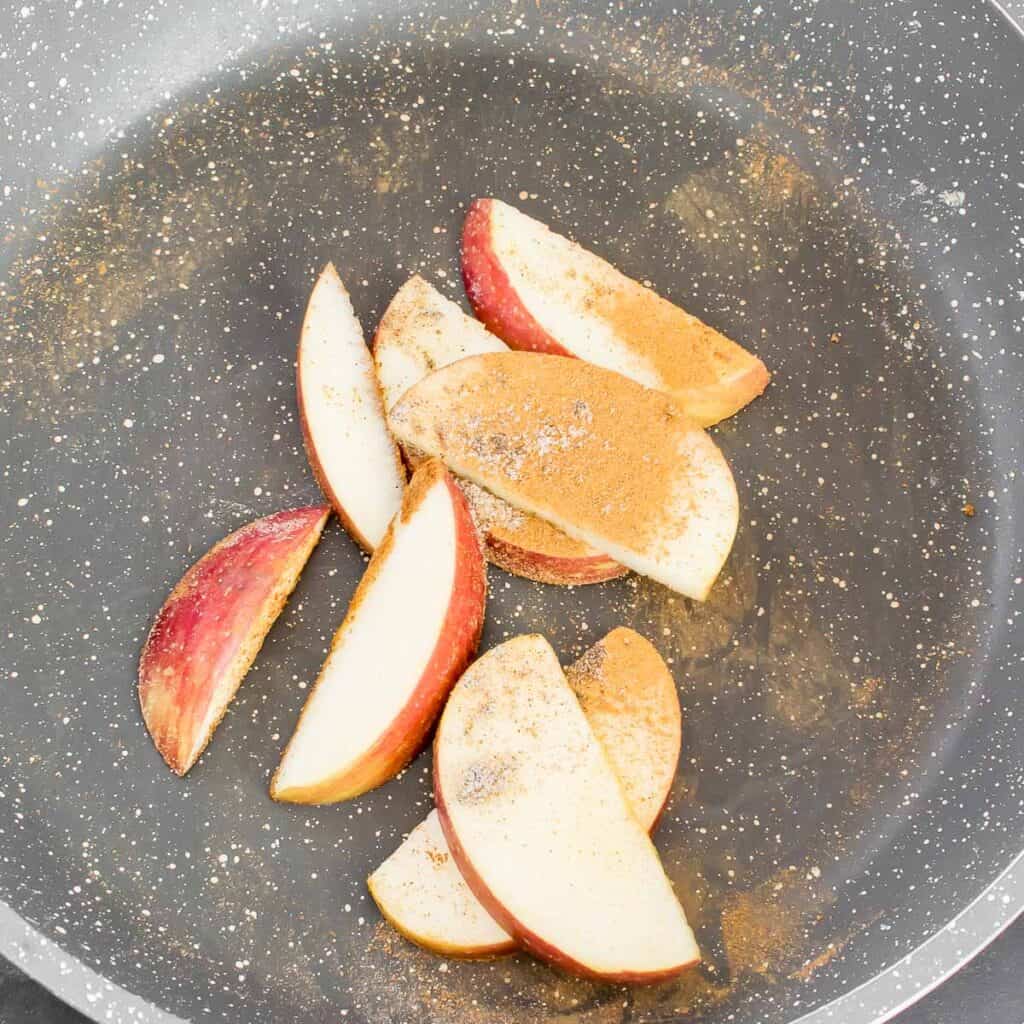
388, 351, 739, 600
297, 262, 406, 551
434, 635, 699, 982
139, 505, 330, 776
368, 627, 681, 957
565, 626, 681, 830
373, 276, 625, 586
372, 274, 508, 415
271, 459, 486, 804
369, 809, 511, 957
462, 198, 769, 427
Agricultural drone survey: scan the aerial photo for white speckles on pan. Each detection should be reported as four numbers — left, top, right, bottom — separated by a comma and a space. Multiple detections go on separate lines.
0, 1, 1022, 1023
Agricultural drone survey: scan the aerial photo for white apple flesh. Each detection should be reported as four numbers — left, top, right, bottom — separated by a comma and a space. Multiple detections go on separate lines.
434, 635, 699, 982
368, 627, 682, 958
297, 262, 406, 551
271, 460, 486, 804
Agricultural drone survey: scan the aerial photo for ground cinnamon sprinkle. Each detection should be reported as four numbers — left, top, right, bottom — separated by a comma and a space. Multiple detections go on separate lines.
390, 352, 733, 555
721, 887, 806, 977
495, 200, 765, 399
459, 477, 605, 563
565, 640, 609, 684
425, 846, 450, 868
490, 509, 596, 556
789, 944, 840, 982
566, 627, 680, 823
567, 628, 675, 744
592, 279, 756, 392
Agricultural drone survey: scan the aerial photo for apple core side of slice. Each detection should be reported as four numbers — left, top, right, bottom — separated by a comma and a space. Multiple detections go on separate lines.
297, 262, 406, 551
139, 505, 331, 776
434, 634, 699, 982
368, 627, 682, 957
271, 459, 486, 804
373, 275, 625, 585
388, 351, 739, 600
462, 198, 769, 427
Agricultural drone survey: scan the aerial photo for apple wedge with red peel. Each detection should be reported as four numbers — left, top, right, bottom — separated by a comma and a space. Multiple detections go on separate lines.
368, 627, 682, 958
298, 262, 406, 551
139, 505, 331, 776
462, 198, 769, 427
373, 275, 625, 586
434, 635, 699, 982
461, 482, 625, 586
271, 459, 486, 804
388, 351, 738, 600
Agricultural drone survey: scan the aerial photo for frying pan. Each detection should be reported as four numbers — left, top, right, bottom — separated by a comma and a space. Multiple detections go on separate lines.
1, 1, 1021, 1022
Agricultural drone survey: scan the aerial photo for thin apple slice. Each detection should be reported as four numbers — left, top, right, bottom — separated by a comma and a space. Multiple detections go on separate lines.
373, 275, 625, 586
139, 505, 330, 776
370, 809, 512, 957
368, 627, 681, 957
271, 459, 486, 804
388, 351, 738, 600
459, 480, 625, 585
297, 262, 406, 551
565, 626, 681, 830
372, 274, 507, 415
434, 635, 699, 982
462, 198, 769, 427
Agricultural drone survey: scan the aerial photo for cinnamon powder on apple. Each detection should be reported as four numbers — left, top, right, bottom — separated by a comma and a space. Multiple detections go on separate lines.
390, 352, 729, 554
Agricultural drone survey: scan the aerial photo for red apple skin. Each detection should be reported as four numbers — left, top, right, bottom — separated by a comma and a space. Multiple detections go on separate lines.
434, 770, 698, 984
139, 505, 331, 776
271, 462, 486, 803
483, 529, 627, 586
461, 198, 572, 357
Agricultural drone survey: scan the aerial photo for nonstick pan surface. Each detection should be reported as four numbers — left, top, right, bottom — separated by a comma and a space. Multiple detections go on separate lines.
0, 2, 1021, 1022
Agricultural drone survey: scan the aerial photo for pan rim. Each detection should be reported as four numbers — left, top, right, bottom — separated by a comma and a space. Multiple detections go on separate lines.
986, 0, 1024, 43
0, 851, 1019, 1024
791, 850, 1022, 1024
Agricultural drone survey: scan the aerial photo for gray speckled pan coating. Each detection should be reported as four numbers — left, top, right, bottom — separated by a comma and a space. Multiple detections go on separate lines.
0, 1, 1021, 1022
